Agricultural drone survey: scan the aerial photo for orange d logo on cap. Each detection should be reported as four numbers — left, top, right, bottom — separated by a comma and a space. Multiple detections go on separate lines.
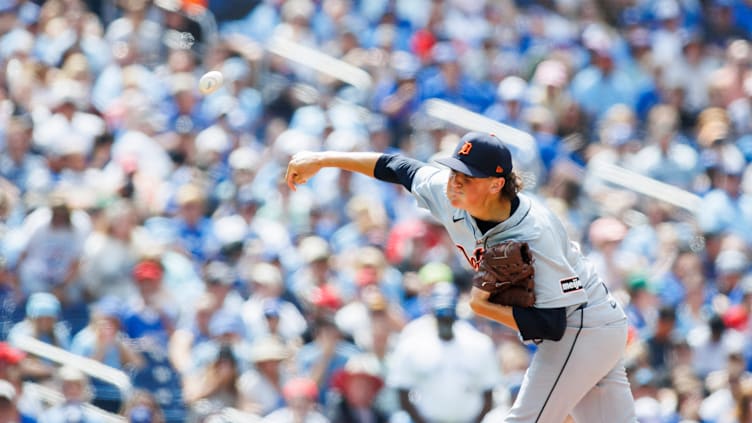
458, 141, 473, 156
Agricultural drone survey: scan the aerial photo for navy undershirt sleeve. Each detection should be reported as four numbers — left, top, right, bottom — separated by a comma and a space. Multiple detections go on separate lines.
512, 306, 567, 341
373, 154, 424, 192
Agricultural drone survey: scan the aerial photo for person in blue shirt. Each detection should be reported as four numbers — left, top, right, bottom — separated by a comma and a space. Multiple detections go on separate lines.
170, 183, 216, 262
70, 296, 144, 412
122, 259, 178, 349
420, 42, 495, 114
8, 292, 70, 351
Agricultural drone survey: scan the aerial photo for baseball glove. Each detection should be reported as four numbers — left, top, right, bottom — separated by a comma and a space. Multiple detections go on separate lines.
472, 240, 536, 307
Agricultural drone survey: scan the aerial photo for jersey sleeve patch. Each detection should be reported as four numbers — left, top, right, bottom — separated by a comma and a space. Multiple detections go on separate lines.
560, 276, 583, 294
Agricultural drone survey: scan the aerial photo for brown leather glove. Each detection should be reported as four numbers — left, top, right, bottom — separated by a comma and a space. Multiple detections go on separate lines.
472, 240, 536, 307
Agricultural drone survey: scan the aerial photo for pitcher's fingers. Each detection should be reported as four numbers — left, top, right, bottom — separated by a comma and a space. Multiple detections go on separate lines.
286, 170, 297, 191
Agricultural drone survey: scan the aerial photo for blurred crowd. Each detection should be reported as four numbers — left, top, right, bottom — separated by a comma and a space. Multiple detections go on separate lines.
0, 0, 752, 422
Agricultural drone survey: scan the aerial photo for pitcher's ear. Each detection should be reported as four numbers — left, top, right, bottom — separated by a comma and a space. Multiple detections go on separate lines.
491, 177, 506, 193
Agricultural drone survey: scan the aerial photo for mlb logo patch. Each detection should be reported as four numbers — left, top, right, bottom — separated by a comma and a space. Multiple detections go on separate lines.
560, 276, 583, 293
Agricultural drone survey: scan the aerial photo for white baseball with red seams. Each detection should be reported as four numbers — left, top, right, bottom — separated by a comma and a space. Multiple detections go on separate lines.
199, 70, 223, 95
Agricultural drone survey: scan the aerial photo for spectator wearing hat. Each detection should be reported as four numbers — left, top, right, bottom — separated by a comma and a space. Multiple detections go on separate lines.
304, 284, 344, 326
713, 248, 750, 305
70, 296, 144, 412
7, 292, 70, 380
237, 336, 292, 416
8, 292, 70, 350
387, 282, 498, 423
262, 377, 330, 423
327, 353, 388, 423
527, 59, 575, 125
241, 263, 307, 345
169, 183, 214, 262
399, 261, 453, 320
121, 258, 178, 348
623, 273, 662, 339
483, 75, 530, 131
650, 0, 685, 67
38, 366, 102, 423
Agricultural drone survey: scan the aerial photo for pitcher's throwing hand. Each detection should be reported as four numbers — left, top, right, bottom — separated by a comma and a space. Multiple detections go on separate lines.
285, 152, 321, 191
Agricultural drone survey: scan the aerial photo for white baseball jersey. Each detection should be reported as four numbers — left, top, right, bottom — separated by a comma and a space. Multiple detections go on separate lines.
409, 165, 636, 423
411, 166, 607, 310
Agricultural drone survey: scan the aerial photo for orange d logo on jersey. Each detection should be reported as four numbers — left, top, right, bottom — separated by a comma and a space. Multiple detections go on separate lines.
458, 141, 473, 156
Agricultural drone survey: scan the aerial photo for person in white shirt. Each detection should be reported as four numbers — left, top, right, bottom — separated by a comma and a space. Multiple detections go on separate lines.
387, 282, 498, 423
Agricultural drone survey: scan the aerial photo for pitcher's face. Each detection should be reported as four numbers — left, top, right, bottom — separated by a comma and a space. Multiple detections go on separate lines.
446, 171, 496, 210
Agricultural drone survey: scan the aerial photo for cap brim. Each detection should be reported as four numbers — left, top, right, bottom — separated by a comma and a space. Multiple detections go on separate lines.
434, 157, 488, 177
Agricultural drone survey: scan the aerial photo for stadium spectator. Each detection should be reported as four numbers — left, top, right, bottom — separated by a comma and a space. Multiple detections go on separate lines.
7, 292, 70, 380
237, 336, 291, 416
69, 296, 144, 412
295, 315, 358, 405
262, 377, 330, 423
241, 263, 306, 344
122, 258, 178, 348
183, 343, 241, 419
387, 282, 498, 423
120, 389, 166, 423
38, 366, 103, 423
327, 353, 387, 423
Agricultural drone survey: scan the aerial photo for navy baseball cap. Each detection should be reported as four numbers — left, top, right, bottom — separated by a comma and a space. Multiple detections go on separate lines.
435, 132, 513, 178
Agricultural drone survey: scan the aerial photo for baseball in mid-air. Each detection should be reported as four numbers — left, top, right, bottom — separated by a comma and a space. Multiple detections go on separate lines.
199, 70, 223, 95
